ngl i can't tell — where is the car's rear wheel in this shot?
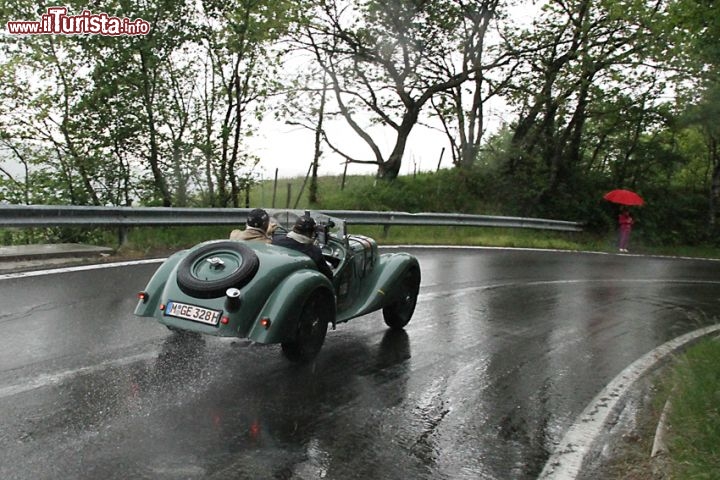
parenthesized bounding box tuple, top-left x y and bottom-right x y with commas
(176, 241, 259, 299)
(281, 293, 330, 363)
(383, 268, 420, 329)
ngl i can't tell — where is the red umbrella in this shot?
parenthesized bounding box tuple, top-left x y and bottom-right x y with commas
(603, 189, 644, 206)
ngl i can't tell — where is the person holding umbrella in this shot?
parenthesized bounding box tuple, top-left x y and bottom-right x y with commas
(618, 207, 634, 252)
(603, 189, 643, 253)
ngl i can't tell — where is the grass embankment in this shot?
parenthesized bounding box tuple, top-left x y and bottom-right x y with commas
(110, 223, 719, 260)
(114, 172, 720, 258)
(663, 338, 720, 477)
(112, 224, 597, 257)
(605, 338, 720, 480)
(3, 172, 720, 259)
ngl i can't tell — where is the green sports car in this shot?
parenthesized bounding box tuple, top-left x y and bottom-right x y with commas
(134, 210, 421, 362)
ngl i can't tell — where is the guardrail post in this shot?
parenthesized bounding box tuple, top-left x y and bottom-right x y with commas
(382, 224, 391, 238)
(272, 168, 278, 208)
(118, 226, 129, 248)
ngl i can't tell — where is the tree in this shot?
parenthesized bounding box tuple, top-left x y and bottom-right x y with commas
(279, 65, 330, 204)
(504, 0, 671, 200)
(665, 0, 720, 229)
(299, 0, 483, 180)
(1, 0, 297, 208)
(199, 0, 299, 207)
(0, 139, 33, 205)
(429, 0, 512, 168)
(582, 86, 675, 188)
(79, 0, 200, 206)
(679, 85, 720, 229)
(0, 25, 104, 205)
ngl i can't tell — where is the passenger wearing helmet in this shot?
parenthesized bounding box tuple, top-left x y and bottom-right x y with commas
(272, 213, 333, 279)
(230, 208, 276, 243)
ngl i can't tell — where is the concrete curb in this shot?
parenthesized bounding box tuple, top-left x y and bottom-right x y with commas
(0, 243, 114, 261)
(651, 396, 672, 457)
(539, 324, 720, 480)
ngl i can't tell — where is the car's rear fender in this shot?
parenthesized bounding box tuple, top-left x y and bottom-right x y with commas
(134, 251, 186, 317)
(336, 253, 420, 322)
(248, 270, 335, 344)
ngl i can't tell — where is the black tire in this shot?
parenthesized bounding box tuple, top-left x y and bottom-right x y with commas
(176, 241, 259, 299)
(281, 294, 331, 363)
(382, 268, 420, 330)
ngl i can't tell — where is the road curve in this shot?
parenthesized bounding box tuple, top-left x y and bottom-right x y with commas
(1, 247, 719, 480)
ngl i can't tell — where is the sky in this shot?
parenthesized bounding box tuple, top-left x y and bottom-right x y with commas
(0, 2, 540, 183)
(248, 102, 517, 180)
(246, 2, 540, 180)
(248, 116, 470, 181)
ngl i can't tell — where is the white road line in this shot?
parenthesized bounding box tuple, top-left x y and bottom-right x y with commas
(538, 323, 720, 480)
(382, 245, 720, 262)
(0, 258, 166, 280)
(1, 246, 718, 282)
(0, 351, 158, 399)
(383, 244, 583, 252)
(417, 278, 720, 303)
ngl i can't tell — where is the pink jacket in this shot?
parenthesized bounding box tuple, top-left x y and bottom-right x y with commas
(619, 212, 633, 229)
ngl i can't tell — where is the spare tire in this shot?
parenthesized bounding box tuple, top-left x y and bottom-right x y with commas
(176, 241, 259, 298)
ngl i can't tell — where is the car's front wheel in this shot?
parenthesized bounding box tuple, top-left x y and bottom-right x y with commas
(281, 293, 331, 363)
(383, 268, 420, 329)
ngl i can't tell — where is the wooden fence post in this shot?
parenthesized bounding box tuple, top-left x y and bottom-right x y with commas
(272, 168, 278, 208)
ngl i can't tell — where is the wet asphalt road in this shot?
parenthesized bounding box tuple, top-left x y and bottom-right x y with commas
(1, 248, 720, 480)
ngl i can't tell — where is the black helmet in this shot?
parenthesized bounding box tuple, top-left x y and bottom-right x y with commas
(293, 214, 316, 236)
(246, 208, 270, 230)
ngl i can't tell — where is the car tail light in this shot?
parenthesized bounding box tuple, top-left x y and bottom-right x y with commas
(249, 420, 261, 439)
(137, 291, 149, 303)
(260, 317, 271, 329)
(159, 304, 165, 311)
(221, 316, 230, 325)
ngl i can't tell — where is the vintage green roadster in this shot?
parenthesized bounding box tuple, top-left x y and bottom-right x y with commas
(134, 210, 421, 362)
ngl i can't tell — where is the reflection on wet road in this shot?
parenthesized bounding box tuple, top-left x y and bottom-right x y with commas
(1, 248, 719, 479)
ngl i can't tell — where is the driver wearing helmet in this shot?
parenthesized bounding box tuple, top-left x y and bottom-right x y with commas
(272, 213, 333, 279)
(230, 208, 276, 243)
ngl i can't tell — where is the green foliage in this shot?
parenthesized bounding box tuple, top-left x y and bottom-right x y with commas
(0, 226, 113, 246)
(666, 338, 720, 479)
(250, 164, 713, 249)
(309, 168, 506, 214)
(121, 226, 232, 251)
(0, 0, 299, 208)
(630, 186, 711, 246)
(347, 224, 590, 251)
(0, 0, 717, 250)
(0, 168, 87, 205)
(666, 0, 720, 74)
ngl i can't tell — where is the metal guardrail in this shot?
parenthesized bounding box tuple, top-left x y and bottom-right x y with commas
(326, 210, 584, 232)
(0, 205, 584, 232)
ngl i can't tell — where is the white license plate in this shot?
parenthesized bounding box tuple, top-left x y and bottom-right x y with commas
(165, 301, 221, 326)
